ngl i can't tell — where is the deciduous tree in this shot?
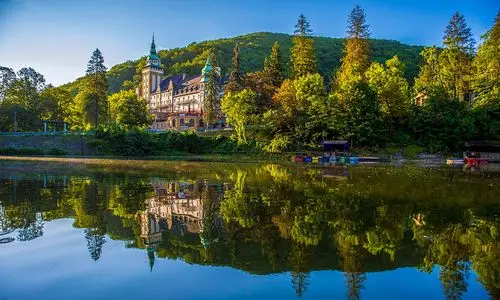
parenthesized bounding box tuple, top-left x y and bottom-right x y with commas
(0, 67, 16, 102)
(366, 56, 410, 125)
(39, 86, 73, 122)
(108, 90, 152, 128)
(221, 89, 258, 144)
(473, 12, 500, 106)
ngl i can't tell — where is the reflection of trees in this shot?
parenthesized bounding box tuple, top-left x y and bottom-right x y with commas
(85, 227, 106, 261)
(73, 180, 109, 261)
(413, 210, 499, 298)
(0, 163, 499, 297)
(220, 170, 263, 228)
(440, 263, 470, 300)
(200, 182, 223, 262)
(0, 205, 14, 235)
(345, 272, 366, 300)
(17, 212, 44, 241)
(290, 243, 312, 298)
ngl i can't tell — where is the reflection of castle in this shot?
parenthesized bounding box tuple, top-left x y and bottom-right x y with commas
(138, 181, 207, 248)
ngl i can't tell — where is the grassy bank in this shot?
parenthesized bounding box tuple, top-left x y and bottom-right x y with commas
(0, 129, 463, 161)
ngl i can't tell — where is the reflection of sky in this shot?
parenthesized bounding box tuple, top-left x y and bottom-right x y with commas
(0, 219, 489, 299)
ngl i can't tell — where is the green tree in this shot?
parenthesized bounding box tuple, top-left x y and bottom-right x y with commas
(332, 82, 382, 146)
(83, 48, 109, 127)
(262, 79, 297, 151)
(204, 58, 218, 128)
(265, 74, 329, 148)
(410, 89, 475, 152)
(0, 66, 16, 102)
(291, 15, 317, 78)
(366, 56, 410, 131)
(443, 12, 475, 54)
(414, 47, 442, 95)
(11, 67, 46, 111)
(440, 12, 475, 100)
(336, 5, 371, 90)
(295, 73, 330, 145)
(39, 86, 73, 123)
(1, 67, 46, 131)
(263, 41, 283, 88)
(226, 43, 244, 93)
(121, 80, 134, 91)
(108, 90, 152, 128)
(294, 14, 313, 37)
(472, 12, 500, 106)
(221, 89, 258, 144)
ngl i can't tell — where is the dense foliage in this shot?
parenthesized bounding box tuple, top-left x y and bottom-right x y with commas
(91, 128, 261, 156)
(220, 10, 500, 153)
(1, 9, 498, 155)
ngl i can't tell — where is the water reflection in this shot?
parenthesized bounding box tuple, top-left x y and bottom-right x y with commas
(0, 162, 499, 299)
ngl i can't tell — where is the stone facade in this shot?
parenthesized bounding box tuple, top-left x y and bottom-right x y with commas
(138, 36, 225, 131)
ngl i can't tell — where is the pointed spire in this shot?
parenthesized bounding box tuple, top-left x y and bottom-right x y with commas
(147, 248, 155, 272)
(202, 55, 212, 74)
(150, 33, 156, 54)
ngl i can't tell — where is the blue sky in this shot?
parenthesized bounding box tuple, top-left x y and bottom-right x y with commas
(0, 0, 498, 86)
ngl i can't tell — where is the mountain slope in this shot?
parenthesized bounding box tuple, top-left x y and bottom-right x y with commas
(62, 32, 425, 95)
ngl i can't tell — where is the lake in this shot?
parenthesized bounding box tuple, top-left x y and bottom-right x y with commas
(0, 159, 499, 299)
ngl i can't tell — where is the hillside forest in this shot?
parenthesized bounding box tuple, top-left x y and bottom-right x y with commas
(0, 7, 499, 154)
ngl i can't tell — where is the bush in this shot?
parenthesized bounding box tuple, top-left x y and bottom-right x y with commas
(403, 145, 424, 159)
(92, 128, 262, 156)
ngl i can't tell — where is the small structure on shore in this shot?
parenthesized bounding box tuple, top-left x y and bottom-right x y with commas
(322, 140, 349, 152)
(464, 141, 500, 164)
(465, 141, 500, 162)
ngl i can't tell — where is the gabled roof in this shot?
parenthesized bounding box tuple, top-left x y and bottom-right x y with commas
(153, 72, 228, 94)
(158, 74, 185, 92)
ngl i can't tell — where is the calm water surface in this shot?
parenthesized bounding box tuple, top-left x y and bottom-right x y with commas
(0, 160, 499, 299)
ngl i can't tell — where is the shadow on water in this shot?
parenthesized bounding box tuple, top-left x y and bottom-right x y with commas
(0, 160, 499, 299)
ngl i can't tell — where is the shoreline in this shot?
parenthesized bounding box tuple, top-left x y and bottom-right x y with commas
(0, 154, 454, 166)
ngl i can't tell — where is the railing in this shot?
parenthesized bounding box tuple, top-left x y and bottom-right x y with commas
(0, 131, 91, 136)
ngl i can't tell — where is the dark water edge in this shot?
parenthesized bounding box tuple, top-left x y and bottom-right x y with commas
(0, 159, 499, 299)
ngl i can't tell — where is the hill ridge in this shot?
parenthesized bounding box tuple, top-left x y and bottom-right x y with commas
(61, 32, 425, 95)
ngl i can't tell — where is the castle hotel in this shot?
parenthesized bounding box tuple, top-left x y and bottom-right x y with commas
(137, 36, 226, 131)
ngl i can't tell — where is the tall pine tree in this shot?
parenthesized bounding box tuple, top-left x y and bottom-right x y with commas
(444, 12, 475, 54)
(336, 5, 371, 89)
(263, 41, 283, 87)
(204, 66, 217, 128)
(290, 14, 317, 78)
(226, 43, 244, 93)
(81, 48, 108, 128)
(439, 12, 475, 100)
(294, 14, 313, 37)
